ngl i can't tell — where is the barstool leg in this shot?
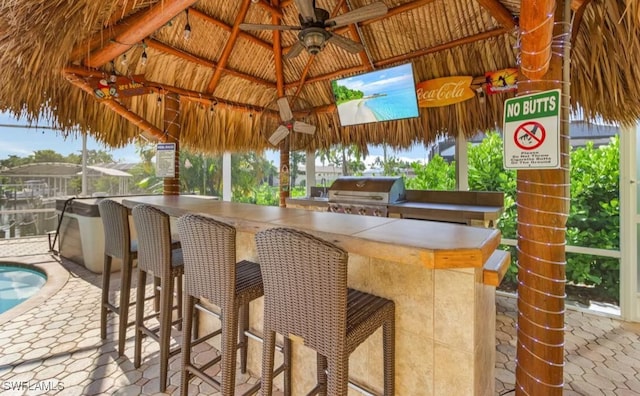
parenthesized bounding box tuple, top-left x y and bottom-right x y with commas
(118, 255, 133, 356)
(283, 337, 292, 396)
(180, 294, 195, 396)
(100, 255, 112, 340)
(220, 309, 239, 395)
(317, 354, 328, 396)
(383, 318, 395, 395)
(239, 303, 249, 373)
(134, 270, 147, 368)
(327, 356, 349, 396)
(260, 329, 276, 396)
(176, 274, 183, 331)
(159, 275, 174, 392)
(153, 276, 160, 313)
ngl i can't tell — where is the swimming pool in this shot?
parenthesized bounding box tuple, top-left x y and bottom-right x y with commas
(0, 264, 47, 314)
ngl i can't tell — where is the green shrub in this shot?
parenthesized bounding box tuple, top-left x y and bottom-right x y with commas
(405, 133, 621, 303)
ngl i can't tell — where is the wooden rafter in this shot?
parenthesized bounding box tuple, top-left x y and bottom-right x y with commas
(63, 66, 265, 115)
(285, 65, 369, 90)
(62, 69, 165, 141)
(84, 0, 199, 68)
(475, 0, 517, 29)
(375, 27, 509, 67)
(189, 8, 272, 50)
(206, 0, 253, 94)
(360, 0, 437, 27)
(71, 8, 148, 61)
(146, 39, 275, 87)
(255, 0, 283, 18)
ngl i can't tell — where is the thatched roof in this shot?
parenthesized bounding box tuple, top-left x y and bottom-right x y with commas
(0, 0, 636, 154)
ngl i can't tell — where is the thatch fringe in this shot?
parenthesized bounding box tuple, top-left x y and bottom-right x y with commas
(0, 0, 637, 155)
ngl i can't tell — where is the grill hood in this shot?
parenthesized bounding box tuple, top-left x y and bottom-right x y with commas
(328, 176, 406, 204)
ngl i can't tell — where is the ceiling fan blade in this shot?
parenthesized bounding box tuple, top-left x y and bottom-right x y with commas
(293, 121, 316, 135)
(284, 41, 305, 59)
(327, 33, 364, 54)
(325, 2, 388, 28)
(294, 0, 317, 22)
(268, 125, 290, 146)
(239, 23, 300, 31)
(276, 97, 293, 121)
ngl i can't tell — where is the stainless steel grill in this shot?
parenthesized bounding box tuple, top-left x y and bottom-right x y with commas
(327, 176, 406, 217)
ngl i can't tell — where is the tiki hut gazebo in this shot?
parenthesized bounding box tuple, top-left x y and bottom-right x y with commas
(1, 1, 638, 394)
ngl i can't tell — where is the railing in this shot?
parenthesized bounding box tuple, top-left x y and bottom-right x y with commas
(501, 238, 622, 259)
(0, 208, 58, 239)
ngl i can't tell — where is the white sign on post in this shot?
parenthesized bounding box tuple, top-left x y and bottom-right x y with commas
(503, 89, 561, 169)
(155, 143, 176, 178)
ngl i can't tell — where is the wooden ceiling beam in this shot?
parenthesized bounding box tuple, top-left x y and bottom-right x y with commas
(189, 8, 272, 50)
(84, 0, 199, 68)
(375, 27, 509, 67)
(63, 66, 264, 115)
(206, 0, 253, 94)
(255, 0, 284, 18)
(63, 69, 166, 141)
(146, 39, 275, 87)
(475, 0, 517, 29)
(285, 65, 369, 89)
(360, 0, 437, 27)
(71, 8, 148, 62)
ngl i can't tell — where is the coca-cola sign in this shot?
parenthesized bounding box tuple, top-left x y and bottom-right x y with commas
(415, 76, 475, 107)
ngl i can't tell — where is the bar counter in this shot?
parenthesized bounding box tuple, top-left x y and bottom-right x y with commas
(122, 195, 506, 395)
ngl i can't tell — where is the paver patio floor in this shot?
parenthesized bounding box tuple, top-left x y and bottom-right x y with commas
(1, 237, 639, 395)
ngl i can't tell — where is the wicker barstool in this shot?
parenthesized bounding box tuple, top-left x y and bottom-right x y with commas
(97, 199, 138, 356)
(176, 213, 279, 396)
(255, 227, 396, 396)
(131, 204, 184, 392)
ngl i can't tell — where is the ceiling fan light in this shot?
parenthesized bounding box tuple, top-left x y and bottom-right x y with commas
(301, 29, 328, 55)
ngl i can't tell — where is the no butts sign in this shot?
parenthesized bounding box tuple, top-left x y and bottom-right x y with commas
(503, 89, 561, 169)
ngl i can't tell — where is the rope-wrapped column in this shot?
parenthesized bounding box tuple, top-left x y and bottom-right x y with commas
(163, 92, 181, 195)
(516, 0, 571, 395)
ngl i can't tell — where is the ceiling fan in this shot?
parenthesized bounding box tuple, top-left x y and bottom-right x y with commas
(262, 96, 317, 147)
(240, 0, 388, 58)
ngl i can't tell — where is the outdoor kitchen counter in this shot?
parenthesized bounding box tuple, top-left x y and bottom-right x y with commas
(122, 194, 507, 395)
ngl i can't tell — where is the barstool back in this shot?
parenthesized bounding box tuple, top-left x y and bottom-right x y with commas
(132, 204, 174, 278)
(255, 227, 348, 357)
(177, 214, 237, 308)
(98, 199, 131, 260)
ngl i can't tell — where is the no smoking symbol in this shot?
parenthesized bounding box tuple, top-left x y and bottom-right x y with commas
(514, 121, 545, 150)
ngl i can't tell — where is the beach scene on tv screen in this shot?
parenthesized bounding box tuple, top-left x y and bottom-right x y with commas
(332, 63, 419, 127)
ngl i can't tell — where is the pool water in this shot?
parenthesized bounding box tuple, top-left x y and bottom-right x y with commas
(0, 265, 47, 314)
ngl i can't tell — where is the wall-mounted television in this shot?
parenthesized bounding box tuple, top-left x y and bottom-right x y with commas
(331, 63, 420, 127)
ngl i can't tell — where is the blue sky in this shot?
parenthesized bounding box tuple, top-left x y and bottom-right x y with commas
(0, 111, 429, 166)
(0, 111, 143, 163)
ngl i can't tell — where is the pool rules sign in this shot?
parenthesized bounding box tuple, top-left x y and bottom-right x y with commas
(503, 89, 561, 169)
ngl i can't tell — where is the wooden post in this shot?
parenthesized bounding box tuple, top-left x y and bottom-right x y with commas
(516, 1, 569, 395)
(163, 93, 181, 195)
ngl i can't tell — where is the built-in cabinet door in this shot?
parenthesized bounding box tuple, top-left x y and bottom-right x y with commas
(621, 124, 639, 322)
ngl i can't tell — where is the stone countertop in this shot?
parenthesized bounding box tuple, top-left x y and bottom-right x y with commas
(122, 195, 501, 270)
